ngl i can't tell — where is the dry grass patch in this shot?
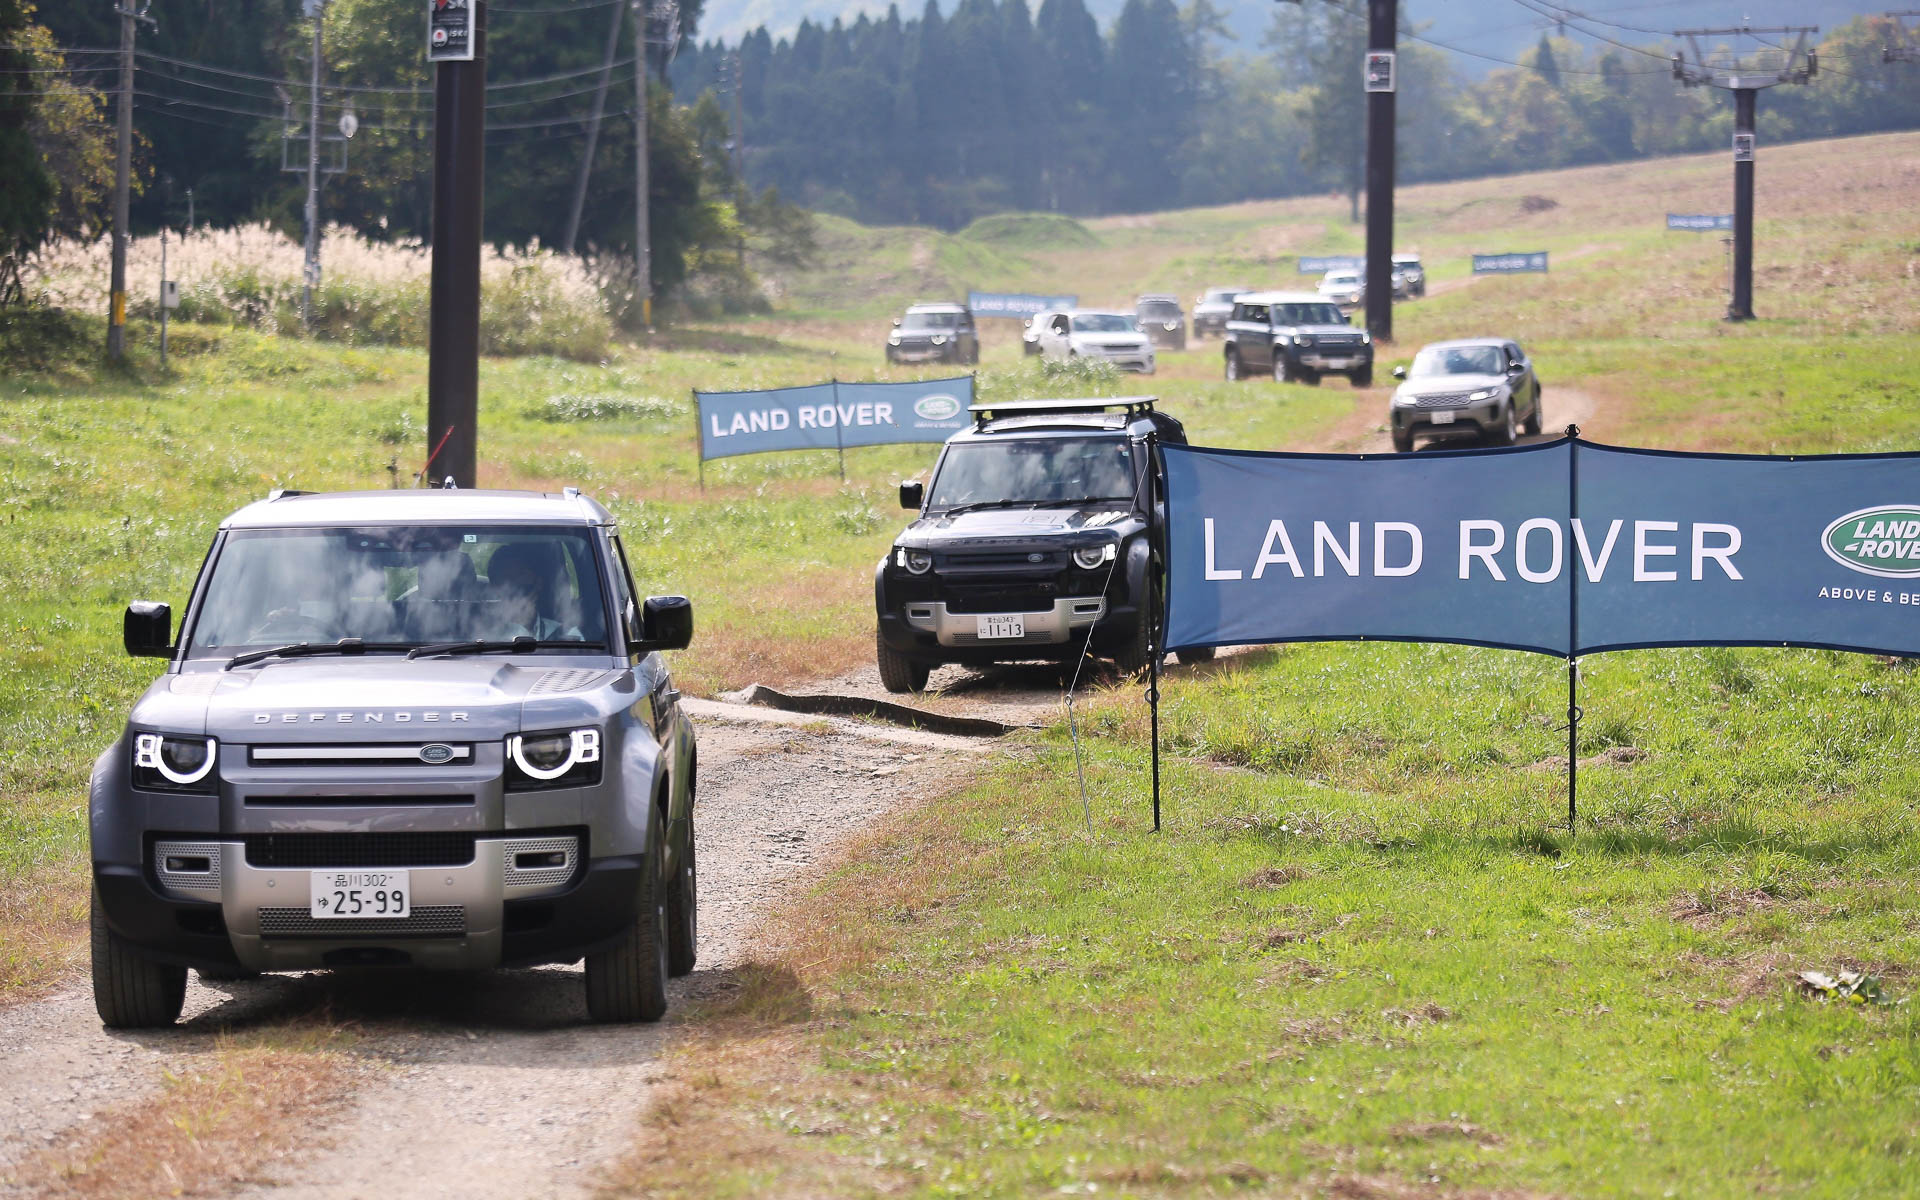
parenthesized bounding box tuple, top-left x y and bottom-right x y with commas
(15, 1035, 354, 1198)
(0, 865, 88, 1007)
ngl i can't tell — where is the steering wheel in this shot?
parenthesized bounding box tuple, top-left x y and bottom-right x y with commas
(247, 609, 339, 642)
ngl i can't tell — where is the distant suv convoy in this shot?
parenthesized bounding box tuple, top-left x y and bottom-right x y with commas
(888, 302, 979, 365)
(1222, 291, 1374, 386)
(1190, 286, 1248, 339)
(92, 488, 698, 1027)
(874, 397, 1209, 691)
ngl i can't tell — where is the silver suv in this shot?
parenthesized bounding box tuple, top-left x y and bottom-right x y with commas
(91, 488, 698, 1027)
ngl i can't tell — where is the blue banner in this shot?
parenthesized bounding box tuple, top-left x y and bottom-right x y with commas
(1297, 255, 1363, 274)
(695, 376, 973, 461)
(968, 291, 1077, 318)
(1163, 439, 1920, 659)
(1472, 252, 1550, 274)
(1667, 213, 1733, 231)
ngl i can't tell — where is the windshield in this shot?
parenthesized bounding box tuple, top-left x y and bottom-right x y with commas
(1322, 273, 1360, 287)
(1070, 313, 1138, 334)
(1137, 301, 1180, 319)
(1202, 288, 1243, 303)
(1410, 345, 1505, 377)
(901, 311, 961, 331)
(928, 438, 1136, 509)
(185, 526, 609, 657)
(1272, 302, 1349, 325)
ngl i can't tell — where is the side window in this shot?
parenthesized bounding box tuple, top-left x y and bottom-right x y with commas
(1230, 303, 1246, 321)
(606, 533, 637, 640)
(1246, 304, 1268, 326)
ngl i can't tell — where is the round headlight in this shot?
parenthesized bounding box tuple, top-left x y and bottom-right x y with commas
(888, 333, 901, 344)
(1073, 545, 1113, 570)
(931, 335, 947, 345)
(134, 733, 217, 785)
(508, 728, 601, 781)
(1164, 321, 1178, 331)
(1300, 335, 1315, 347)
(900, 548, 933, 574)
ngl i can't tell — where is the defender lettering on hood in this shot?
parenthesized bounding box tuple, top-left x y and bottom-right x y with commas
(251, 711, 471, 723)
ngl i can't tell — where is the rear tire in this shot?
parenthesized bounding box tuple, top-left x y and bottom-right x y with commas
(1109, 611, 1153, 676)
(1174, 646, 1216, 666)
(584, 824, 671, 1023)
(91, 885, 186, 1029)
(666, 812, 697, 978)
(876, 630, 930, 693)
(195, 966, 260, 983)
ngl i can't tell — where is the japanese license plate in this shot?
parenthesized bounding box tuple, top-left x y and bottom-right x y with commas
(975, 614, 1026, 640)
(1319, 358, 1352, 370)
(310, 870, 410, 919)
(1431, 410, 1456, 425)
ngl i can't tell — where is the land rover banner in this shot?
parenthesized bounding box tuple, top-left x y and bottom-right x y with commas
(967, 291, 1078, 318)
(1162, 438, 1920, 659)
(695, 375, 974, 461)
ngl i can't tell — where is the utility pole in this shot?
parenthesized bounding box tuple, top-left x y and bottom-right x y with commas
(1361, 0, 1396, 343)
(562, 0, 627, 255)
(108, 1, 154, 361)
(632, 0, 652, 330)
(1885, 11, 1920, 62)
(1672, 27, 1816, 321)
(302, 0, 325, 331)
(428, 0, 486, 489)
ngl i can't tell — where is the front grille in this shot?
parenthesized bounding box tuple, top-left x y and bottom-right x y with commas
(947, 551, 1063, 570)
(244, 795, 473, 808)
(257, 905, 466, 938)
(944, 588, 1057, 614)
(249, 744, 473, 768)
(1415, 392, 1473, 409)
(244, 833, 476, 868)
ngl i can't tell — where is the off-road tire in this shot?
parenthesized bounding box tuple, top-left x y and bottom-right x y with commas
(91, 885, 187, 1029)
(1350, 367, 1373, 388)
(1109, 611, 1154, 676)
(1391, 428, 1415, 453)
(1523, 391, 1543, 436)
(1224, 349, 1242, 381)
(876, 630, 930, 693)
(1300, 369, 1322, 386)
(1275, 354, 1294, 383)
(1495, 402, 1519, 446)
(666, 811, 697, 977)
(1174, 646, 1216, 666)
(583, 826, 670, 1023)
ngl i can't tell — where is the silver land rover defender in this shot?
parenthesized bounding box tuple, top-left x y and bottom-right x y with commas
(91, 488, 697, 1027)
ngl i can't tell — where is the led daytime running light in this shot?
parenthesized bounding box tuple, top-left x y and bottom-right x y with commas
(508, 729, 601, 781)
(134, 733, 217, 785)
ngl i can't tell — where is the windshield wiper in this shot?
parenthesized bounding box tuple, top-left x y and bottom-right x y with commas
(1053, 496, 1132, 508)
(225, 638, 411, 671)
(938, 499, 1045, 516)
(405, 638, 606, 660)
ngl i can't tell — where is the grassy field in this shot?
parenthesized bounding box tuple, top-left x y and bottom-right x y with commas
(4, 128, 1920, 1193)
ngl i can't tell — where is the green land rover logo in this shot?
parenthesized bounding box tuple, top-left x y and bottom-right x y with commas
(914, 394, 961, 421)
(1823, 506, 1920, 578)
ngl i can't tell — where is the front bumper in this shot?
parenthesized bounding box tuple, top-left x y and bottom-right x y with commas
(903, 596, 1108, 648)
(889, 342, 959, 363)
(98, 829, 635, 972)
(1079, 348, 1155, 373)
(1392, 399, 1504, 440)
(1287, 345, 1373, 373)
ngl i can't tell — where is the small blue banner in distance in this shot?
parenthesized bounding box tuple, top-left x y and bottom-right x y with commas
(1297, 255, 1363, 274)
(1471, 252, 1549, 274)
(1667, 213, 1734, 231)
(967, 291, 1078, 318)
(1162, 439, 1920, 660)
(695, 376, 974, 461)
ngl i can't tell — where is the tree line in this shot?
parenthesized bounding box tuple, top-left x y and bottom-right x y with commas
(670, 2, 1920, 230)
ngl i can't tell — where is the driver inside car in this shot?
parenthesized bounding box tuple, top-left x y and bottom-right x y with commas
(484, 542, 583, 642)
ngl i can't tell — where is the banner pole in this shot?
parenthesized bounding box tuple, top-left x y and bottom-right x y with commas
(1566, 424, 1582, 831)
(692, 390, 705, 491)
(833, 376, 846, 482)
(1148, 430, 1162, 833)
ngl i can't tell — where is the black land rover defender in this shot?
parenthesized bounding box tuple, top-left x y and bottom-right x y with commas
(873, 397, 1208, 692)
(90, 487, 698, 1028)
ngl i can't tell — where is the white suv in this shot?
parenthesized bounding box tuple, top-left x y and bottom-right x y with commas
(1034, 310, 1156, 374)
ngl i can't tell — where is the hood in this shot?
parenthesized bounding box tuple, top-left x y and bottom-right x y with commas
(130, 656, 624, 741)
(1287, 324, 1367, 339)
(898, 504, 1139, 549)
(1070, 331, 1149, 350)
(1394, 373, 1508, 401)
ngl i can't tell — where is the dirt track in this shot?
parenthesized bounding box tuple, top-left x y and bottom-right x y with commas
(0, 702, 992, 1199)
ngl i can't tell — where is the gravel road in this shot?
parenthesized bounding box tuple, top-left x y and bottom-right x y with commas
(0, 699, 995, 1199)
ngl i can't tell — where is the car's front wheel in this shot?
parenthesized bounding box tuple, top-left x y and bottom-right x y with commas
(876, 630, 930, 693)
(666, 810, 697, 978)
(1224, 348, 1242, 381)
(1495, 402, 1519, 446)
(1392, 428, 1414, 453)
(91, 884, 187, 1029)
(1349, 367, 1373, 388)
(584, 826, 671, 1023)
(1174, 645, 1215, 666)
(1523, 389, 1543, 436)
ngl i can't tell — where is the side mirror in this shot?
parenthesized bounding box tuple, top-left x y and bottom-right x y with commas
(124, 601, 173, 658)
(899, 480, 924, 510)
(633, 595, 693, 652)
(1507, 362, 1525, 375)
(1391, 365, 1407, 379)
(891, 317, 902, 327)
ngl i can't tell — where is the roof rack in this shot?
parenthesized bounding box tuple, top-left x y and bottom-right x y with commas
(265, 488, 312, 501)
(968, 396, 1157, 424)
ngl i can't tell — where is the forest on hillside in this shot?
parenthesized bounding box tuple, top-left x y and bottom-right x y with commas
(671, 2, 1920, 228)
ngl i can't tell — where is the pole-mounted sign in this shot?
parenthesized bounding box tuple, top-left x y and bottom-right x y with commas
(1732, 131, 1755, 162)
(428, 0, 474, 62)
(1364, 50, 1396, 92)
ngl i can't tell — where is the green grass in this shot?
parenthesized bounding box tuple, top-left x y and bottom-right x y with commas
(641, 641, 1920, 1197)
